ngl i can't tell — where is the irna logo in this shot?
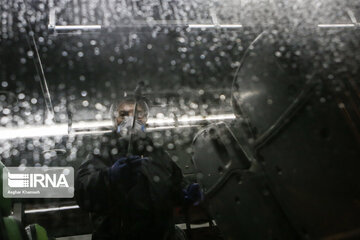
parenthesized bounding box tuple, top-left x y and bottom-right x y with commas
(8, 172, 69, 188)
(3, 167, 74, 198)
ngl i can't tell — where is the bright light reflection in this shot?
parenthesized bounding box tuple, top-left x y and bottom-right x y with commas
(0, 114, 235, 140)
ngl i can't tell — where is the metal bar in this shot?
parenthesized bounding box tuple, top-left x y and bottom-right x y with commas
(318, 23, 356, 28)
(188, 24, 243, 29)
(347, 9, 358, 24)
(53, 25, 102, 31)
(24, 205, 80, 214)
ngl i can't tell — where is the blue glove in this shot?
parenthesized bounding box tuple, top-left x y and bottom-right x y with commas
(108, 155, 146, 192)
(183, 183, 204, 206)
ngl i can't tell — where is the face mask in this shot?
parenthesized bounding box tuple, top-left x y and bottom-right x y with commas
(116, 116, 146, 137)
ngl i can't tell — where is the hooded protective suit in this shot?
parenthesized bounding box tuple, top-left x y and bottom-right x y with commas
(75, 132, 186, 240)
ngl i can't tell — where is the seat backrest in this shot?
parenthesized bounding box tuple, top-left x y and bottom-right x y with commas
(192, 122, 295, 239)
(25, 224, 49, 240)
(3, 216, 28, 240)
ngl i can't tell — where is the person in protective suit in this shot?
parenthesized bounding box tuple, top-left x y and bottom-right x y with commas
(75, 97, 202, 240)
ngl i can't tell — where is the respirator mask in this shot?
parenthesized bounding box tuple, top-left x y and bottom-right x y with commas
(116, 116, 146, 137)
(110, 97, 149, 139)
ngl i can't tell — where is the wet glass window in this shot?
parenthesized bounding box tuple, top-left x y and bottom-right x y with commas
(1, 0, 360, 239)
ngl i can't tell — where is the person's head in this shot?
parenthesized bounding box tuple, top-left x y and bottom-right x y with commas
(111, 97, 149, 136)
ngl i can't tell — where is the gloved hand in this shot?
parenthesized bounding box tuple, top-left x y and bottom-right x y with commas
(108, 155, 146, 192)
(183, 183, 204, 206)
